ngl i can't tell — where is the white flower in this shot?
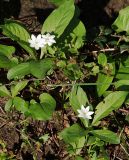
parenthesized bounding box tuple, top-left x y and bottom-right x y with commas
(28, 34, 45, 50)
(77, 105, 94, 120)
(42, 33, 56, 46)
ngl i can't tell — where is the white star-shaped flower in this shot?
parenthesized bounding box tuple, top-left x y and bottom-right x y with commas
(42, 33, 56, 46)
(28, 34, 45, 50)
(77, 105, 94, 120)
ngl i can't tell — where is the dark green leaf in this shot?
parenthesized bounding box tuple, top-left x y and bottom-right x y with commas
(13, 97, 29, 114)
(30, 59, 53, 78)
(92, 91, 128, 125)
(91, 130, 120, 144)
(59, 124, 86, 143)
(7, 62, 30, 80)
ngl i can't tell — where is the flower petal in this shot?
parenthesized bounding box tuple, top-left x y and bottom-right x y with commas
(87, 111, 94, 116)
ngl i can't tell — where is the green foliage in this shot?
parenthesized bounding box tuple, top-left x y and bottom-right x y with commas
(13, 97, 29, 114)
(90, 130, 120, 144)
(92, 91, 128, 125)
(11, 80, 28, 97)
(116, 56, 129, 80)
(0, 55, 17, 69)
(59, 124, 86, 143)
(0, 2, 129, 159)
(112, 6, 129, 34)
(1, 19, 36, 59)
(98, 53, 107, 67)
(42, 0, 75, 38)
(97, 63, 115, 97)
(70, 86, 89, 127)
(29, 93, 56, 120)
(7, 59, 53, 79)
(0, 85, 11, 97)
(0, 44, 15, 58)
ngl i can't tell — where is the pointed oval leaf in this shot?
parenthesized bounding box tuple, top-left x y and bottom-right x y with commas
(2, 20, 36, 59)
(98, 53, 107, 66)
(59, 124, 86, 143)
(29, 93, 56, 120)
(0, 55, 17, 69)
(114, 80, 129, 91)
(70, 86, 89, 112)
(112, 6, 129, 34)
(42, 0, 75, 37)
(39, 93, 56, 111)
(0, 44, 15, 58)
(5, 99, 13, 112)
(92, 91, 128, 125)
(13, 97, 29, 114)
(29, 103, 53, 120)
(90, 130, 120, 144)
(30, 59, 53, 78)
(0, 85, 11, 97)
(69, 86, 89, 127)
(97, 63, 115, 97)
(7, 62, 30, 80)
(2, 19, 30, 42)
(11, 80, 28, 97)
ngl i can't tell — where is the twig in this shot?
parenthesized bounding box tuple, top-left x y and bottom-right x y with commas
(92, 48, 116, 54)
(119, 109, 129, 114)
(120, 144, 129, 157)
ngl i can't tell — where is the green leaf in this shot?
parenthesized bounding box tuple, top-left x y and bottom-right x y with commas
(2, 19, 30, 42)
(0, 44, 15, 58)
(18, 41, 36, 59)
(7, 62, 30, 80)
(39, 93, 56, 111)
(90, 130, 120, 144)
(39, 134, 50, 143)
(98, 53, 107, 66)
(112, 6, 129, 34)
(2, 19, 36, 59)
(59, 124, 86, 143)
(29, 93, 56, 120)
(97, 63, 115, 97)
(68, 136, 85, 155)
(42, 0, 75, 37)
(116, 67, 129, 80)
(70, 86, 89, 127)
(70, 86, 88, 111)
(13, 97, 29, 114)
(75, 156, 84, 160)
(11, 80, 28, 97)
(30, 59, 53, 78)
(92, 91, 128, 125)
(116, 56, 129, 80)
(0, 85, 11, 97)
(0, 55, 17, 69)
(29, 103, 52, 120)
(5, 99, 13, 112)
(114, 80, 129, 91)
(7, 59, 53, 80)
(73, 21, 86, 38)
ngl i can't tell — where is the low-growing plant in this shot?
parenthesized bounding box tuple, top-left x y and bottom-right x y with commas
(0, 0, 129, 159)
